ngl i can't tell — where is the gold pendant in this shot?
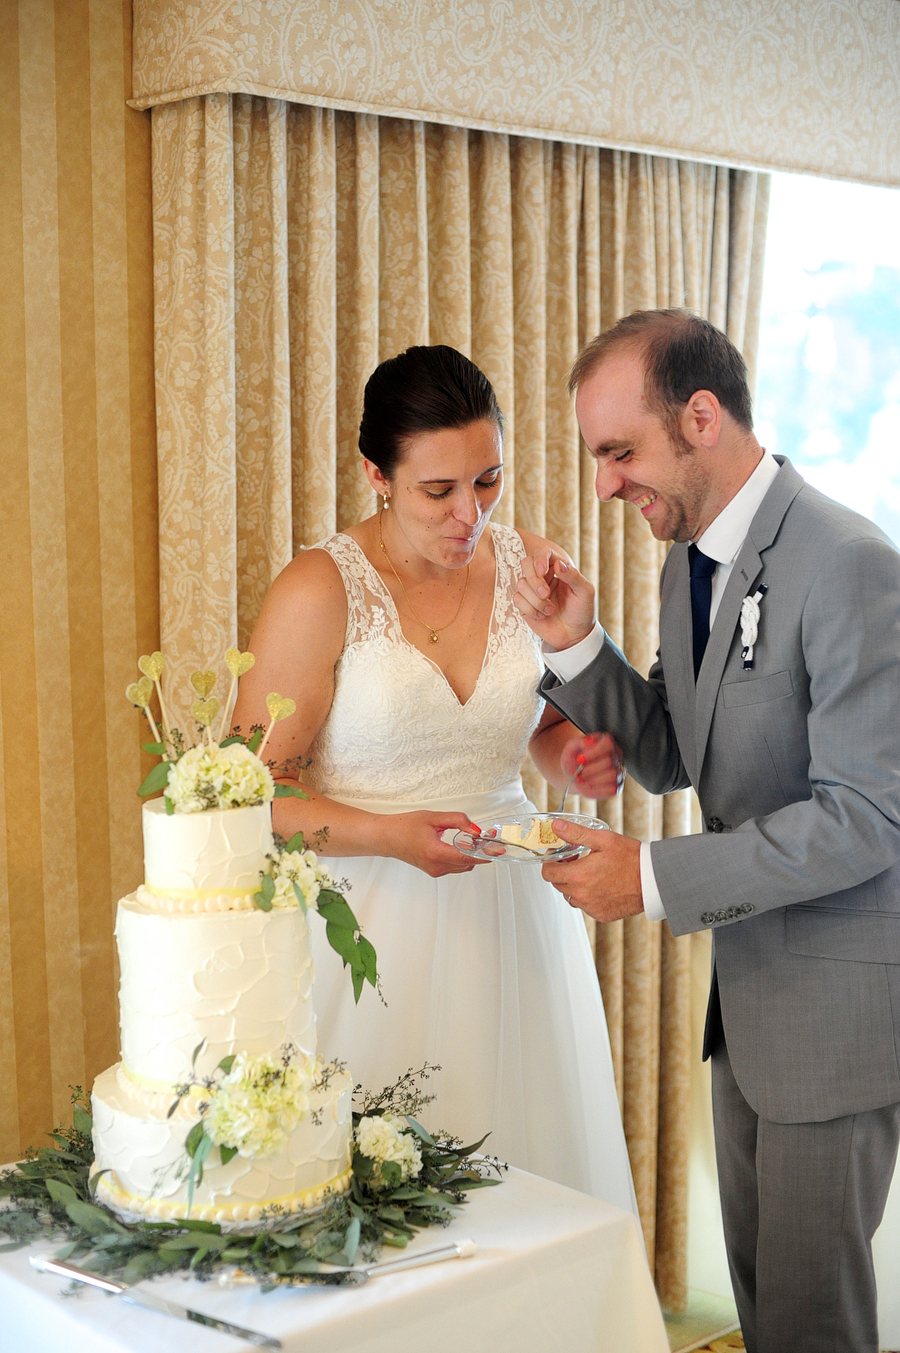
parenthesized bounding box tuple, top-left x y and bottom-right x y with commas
(430, 633, 439, 643)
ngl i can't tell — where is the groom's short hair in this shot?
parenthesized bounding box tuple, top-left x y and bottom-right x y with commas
(568, 309, 754, 433)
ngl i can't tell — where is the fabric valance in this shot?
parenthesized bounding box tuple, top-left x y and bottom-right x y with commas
(131, 0, 900, 188)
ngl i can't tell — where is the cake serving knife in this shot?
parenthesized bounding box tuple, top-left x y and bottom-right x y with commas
(29, 1254, 281, 1348)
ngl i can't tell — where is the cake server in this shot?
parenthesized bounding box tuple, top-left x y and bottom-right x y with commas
(321, 1235, 477, 1282)
(30, 1254, 281, 1349)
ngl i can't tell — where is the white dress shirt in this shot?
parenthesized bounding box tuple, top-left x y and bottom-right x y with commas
(544, 452, 781, 921)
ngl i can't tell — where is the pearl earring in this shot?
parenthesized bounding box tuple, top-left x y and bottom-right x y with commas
(383, 494, 390, 510)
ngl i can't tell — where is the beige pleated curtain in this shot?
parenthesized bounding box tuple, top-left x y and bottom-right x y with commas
(151, 94, 769, 1309)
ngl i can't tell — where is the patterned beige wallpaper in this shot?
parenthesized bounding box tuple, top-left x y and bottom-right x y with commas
(131, 0, 900, 188)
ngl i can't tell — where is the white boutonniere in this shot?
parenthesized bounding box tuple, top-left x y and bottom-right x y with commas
(740, 583, 768, 670)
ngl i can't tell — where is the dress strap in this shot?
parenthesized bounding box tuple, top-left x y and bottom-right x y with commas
(308, 534, 395, 649)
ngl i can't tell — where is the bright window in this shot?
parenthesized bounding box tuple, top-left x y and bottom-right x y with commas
(756, 173, 900, 547)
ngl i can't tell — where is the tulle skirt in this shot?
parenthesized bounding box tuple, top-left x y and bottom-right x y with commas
(310, 778, 638, 1220)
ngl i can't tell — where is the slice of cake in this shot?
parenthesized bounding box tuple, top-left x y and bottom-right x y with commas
(499, 817, 564, 852)
(91, 800, 353, 1229)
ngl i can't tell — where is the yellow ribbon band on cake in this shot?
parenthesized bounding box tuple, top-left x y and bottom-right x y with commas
(120, 1063, 206, 1096)
(96, 1166, 353, 1226)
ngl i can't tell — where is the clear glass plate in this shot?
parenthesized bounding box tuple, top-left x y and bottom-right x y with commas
(452, 812, 610, 864)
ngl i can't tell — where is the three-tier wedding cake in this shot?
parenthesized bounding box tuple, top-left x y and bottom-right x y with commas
(91, 798, 353, 1228)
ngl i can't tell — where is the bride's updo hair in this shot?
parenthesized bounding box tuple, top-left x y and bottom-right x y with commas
(359, 345, 504, 479)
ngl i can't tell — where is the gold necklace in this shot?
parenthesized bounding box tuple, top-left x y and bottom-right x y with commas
(378, 507, 470, 643)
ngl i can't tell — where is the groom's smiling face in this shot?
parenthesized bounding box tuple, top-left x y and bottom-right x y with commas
(574, 346, 715, 543)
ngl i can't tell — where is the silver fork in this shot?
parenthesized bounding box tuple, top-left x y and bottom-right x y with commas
(557, 764, 583, 812)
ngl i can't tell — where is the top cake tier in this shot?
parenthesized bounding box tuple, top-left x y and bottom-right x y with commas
(142, 800, 274, 896)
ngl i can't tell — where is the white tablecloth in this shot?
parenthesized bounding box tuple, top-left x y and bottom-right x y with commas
(0, 1166, 668, 1353)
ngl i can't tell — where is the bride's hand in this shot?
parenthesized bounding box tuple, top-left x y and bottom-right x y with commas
(561, 733, 625, 800)
(380, 811, 482, 877)
(515, 547, 596, 651)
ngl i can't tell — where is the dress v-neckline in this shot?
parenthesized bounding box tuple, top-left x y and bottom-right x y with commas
(338, 528, 501, 710)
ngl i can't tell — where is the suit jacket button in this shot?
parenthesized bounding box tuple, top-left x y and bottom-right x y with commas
(707, 816, 727, 833)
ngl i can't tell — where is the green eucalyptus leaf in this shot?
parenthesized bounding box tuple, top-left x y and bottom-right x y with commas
(403, 1116, 436, 1146)
(218, 735, 245, 747)
(449, 1133, 490, 1158)
(317, 893, 358, 927)
(164, 796, 175, 816)
(216, 1054, 236, 1075)
(185, 1121, 205, 1159)
(141, 741, 166, 755)
(379, 1163, 402, 1190)
(191, 1040, 206, 1070)
(350, 965, 364, 1004)
(65, 1200, 123, 1235)
(253, 889, 273, 912)
(260, 873, 275, 903)
(72, 1106, 93, 1136)
(352, 1150, 374, 1180)
(325, 920, 360, 968)
(273, 784, 309, 799)
(219, 1143, 238, 1167)
(247, 728, 263, 754)
(122, 1251, 168, 1283)
(291, 881, 308, 914)
(137, 761, 172, 797)
(284, 831, 306, 854)
(190, 1246, 209, 1269)
(357, 935, 378, 986)
(45, 1178, 80, 1207)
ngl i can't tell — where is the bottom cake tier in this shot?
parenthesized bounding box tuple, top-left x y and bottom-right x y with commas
(91, 1062, 353, 1230)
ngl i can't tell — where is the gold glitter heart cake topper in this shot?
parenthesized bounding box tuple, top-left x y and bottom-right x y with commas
(225, 648, 255, 678)
(190, 670, 217, 699)
(138, 651, 165, 681)
(266, 693, 296, 722)
(125, 677, 154, 708)
(191, 697, 221, 727)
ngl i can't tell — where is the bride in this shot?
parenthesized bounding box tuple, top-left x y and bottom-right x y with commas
(233, 345, 637, 1216)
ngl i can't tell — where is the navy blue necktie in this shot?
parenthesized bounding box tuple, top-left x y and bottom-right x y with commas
(688, 544, 717, 680)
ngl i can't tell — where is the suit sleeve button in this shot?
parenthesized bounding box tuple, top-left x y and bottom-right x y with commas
(740, 903, 754, 914)
(701, 912, 713, 924)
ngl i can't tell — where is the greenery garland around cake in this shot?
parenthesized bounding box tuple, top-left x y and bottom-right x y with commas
(127, 647, 377, 1004)
(0, 1069, 504, 1287)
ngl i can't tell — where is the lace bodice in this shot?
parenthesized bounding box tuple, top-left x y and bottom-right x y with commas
(307, 524, 545, 802)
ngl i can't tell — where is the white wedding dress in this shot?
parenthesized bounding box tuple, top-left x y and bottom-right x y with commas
(306, 523, 637, 1217)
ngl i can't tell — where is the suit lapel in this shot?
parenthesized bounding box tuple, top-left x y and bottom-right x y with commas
(693, 537, 763, 773)
(693, 458, 805, 780)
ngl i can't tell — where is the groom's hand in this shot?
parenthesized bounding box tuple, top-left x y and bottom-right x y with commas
(515, 547, 596, 651)
(542, 820, 643, 922)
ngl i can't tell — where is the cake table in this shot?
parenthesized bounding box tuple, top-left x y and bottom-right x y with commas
(0, 1164, 668, 1353)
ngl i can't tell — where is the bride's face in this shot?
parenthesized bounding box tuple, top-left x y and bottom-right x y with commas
(372, 419, 504, 570)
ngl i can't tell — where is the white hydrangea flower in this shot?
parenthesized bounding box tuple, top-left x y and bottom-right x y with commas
(355, 1113, 423, 1188)
(166, 742, 275, 813)
(270, 847, 334, 909)
(204, 1049, 315, 1158)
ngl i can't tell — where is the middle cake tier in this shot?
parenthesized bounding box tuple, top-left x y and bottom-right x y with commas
(116, 896, 316, 1090)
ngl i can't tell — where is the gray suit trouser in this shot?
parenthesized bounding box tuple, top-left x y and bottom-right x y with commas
(711, 1027, 900, 1353)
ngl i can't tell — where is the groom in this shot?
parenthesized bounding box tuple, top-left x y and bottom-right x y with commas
(516, 309, 900, 1352)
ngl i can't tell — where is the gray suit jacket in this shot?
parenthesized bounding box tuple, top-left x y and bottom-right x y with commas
(541, 459, 900, 1123)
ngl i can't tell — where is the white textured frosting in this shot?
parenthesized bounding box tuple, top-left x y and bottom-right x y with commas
(142, 799, 274, 893)
(116, 897, 317, 1085)
(92, 1063, 352, 1227)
